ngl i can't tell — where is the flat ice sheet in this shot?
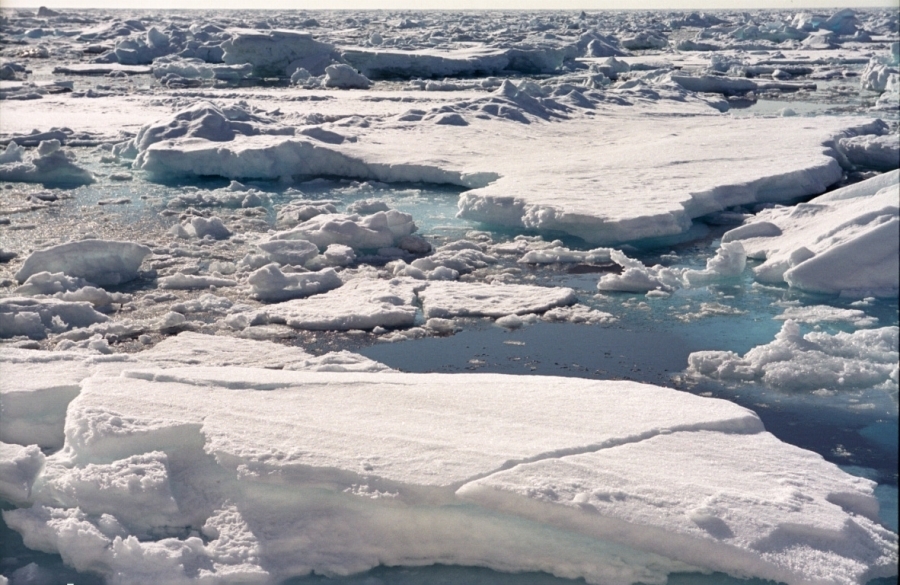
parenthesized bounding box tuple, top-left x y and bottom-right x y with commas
(72, 368, 763, 486)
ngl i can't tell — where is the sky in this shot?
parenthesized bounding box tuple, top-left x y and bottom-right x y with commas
(1, 0, 898, 9)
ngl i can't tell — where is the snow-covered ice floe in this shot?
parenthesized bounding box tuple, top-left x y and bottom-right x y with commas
(118, 94, 891, 247)
(1, 362, 896, 585)
(724, 170, 899, 296)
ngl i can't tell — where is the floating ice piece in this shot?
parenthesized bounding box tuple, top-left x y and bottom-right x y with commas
(669, 74, 814, 96)
(257, 238, 320, 266)
(774, 305, 879, 328)
(323, 64, 371, 89)
(839, 134, 900, 172)
(687, 320, 899, 394)
(15, 239, 151, 287)
(222, 29, 345, 77)
(519, 245, 613, 264)
(419, 281, 576, 319)
(541, 304, 616, 325)
(0, 139, 93, 186)
(682, 241, 747, 285)
(410, 243, 497, 275)
(4, 366, 893, 584)
(0, 297, 108, 340)
(251, 277, 422, 331)
(458, 429, 896, 585)
(270, 210, 417, 251)
(725, 171, 899, 296)
(248, 265, 342, 302)
(157, 273, 238, 290)
(183, 216, 232, 240)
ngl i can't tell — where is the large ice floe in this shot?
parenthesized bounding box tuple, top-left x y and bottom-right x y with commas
(1, 362, 896, 585)
(0, 5, 899, 585)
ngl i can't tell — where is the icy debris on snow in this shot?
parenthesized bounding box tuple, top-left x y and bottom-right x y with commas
(687, 320, 899, 394)
(248, 265, 342, 302)
(15, 239, 151, 287)
(418, 281, 576, 319)
(724, 171, 899, 296)
(0, 139, 94, 186)
(1, 365, 893, 584)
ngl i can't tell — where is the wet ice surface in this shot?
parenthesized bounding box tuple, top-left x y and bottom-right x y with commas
(1, 6, 899, 585)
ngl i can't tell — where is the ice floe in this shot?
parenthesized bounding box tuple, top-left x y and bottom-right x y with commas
(724, 170, 899, 296)
(0, 365, 894, 585)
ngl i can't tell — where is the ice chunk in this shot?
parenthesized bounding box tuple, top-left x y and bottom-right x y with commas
(251, 277, 422, 331)
(686, 320, 899, 393)
(15, 239, 151, 286)
(0, 297, 108, 340)
(8, 365, 892, 584)
(270, 210, 417, 251)
(257, 238, 320, 266)
(0, 139, 93, 186)
(323, 64, 371, 89)
(248, 265, 342, 302)
(419, 281, 577, 319)
(0, 349, 94, 447)
(728, 172, 899, 296)
(839, 134, 900, 172)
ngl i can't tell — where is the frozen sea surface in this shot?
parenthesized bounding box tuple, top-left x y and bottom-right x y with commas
(1, 6, 898, 585)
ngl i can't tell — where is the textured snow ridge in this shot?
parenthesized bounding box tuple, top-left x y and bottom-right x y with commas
(724, 170, 899, 296)
(1, 367, 895, 585)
